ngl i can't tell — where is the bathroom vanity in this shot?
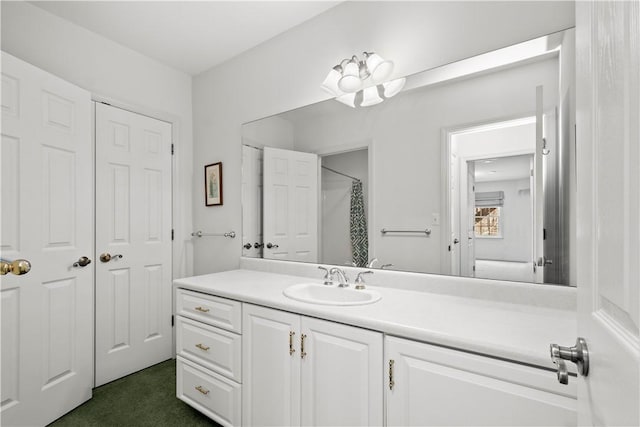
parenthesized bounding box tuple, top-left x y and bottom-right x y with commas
(174, 267, 577, 427)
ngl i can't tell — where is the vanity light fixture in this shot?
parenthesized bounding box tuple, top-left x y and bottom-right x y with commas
(321, 51, 406, 108)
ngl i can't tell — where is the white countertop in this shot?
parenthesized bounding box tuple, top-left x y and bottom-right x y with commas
(174, 269, 576, 371)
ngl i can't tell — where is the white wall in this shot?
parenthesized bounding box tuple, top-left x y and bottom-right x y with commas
(192, 0, 574, 274)
(1, 1, 194, 278)
(242, 116, 294, 150)
(321, 150, 369, 266)
(475, 178, 532, 262)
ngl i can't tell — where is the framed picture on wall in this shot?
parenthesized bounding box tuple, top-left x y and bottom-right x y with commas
(204, 162, 223, 206)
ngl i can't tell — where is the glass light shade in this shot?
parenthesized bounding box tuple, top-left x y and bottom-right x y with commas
(360, 86, 383, 107)
(366, 53, 394, 83)
(337, 60, 362, 92)
(335, 92, 357, 108)
(321, 67, 343, 96)
(382, 77, 406, 98)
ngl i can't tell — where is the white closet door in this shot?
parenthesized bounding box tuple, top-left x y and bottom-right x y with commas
(94, 103, 172, 386)
(1, 52, 93, 426)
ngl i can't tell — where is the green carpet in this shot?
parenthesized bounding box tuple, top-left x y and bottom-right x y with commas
(49, 359, 221, 427)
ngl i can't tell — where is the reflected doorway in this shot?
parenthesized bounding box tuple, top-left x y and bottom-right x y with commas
(448, 117, 540, 283)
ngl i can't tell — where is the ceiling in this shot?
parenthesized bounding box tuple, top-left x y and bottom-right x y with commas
(474, 154, 533, 183)
(31, 1, 339, 76)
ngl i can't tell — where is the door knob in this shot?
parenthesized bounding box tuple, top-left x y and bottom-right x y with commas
(549, 337, 589, 384)
(266, 243, 279, 249)
(0, 259, 31, 275)
(243, 243, 252, 250)
(100, 253, 123, 263)
(537, 256, 553, 266)
(453, 238, 460, 244)
(73, 256, 92, 268)
(254, 242, 264, 249)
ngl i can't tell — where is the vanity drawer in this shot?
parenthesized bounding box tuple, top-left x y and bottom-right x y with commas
(177, 356, 241, 427)
(176, 289, 242, 333)
(177, 316, 242, 382)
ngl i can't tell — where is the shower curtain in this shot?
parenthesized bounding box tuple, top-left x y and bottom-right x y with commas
(350, 180, 368, 267)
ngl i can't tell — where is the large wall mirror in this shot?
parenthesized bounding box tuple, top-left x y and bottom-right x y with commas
(242, 28, 576, 287)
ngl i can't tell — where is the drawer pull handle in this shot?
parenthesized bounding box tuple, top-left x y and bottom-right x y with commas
(196, 343, 210, 351)
(194, 306, 210, 313)
(300, 333, 307, 359)
(195, 385, 209, 395)
(389, 359, 395, 390)
(289, 331, 295, 356)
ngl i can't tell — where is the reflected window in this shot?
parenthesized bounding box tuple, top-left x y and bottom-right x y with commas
(475, 207, 501, 237)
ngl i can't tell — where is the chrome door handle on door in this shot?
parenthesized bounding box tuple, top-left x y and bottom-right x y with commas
(549, 337, 589, 385)
(73, 256, 92, 268)
(100, 253, 123, 263)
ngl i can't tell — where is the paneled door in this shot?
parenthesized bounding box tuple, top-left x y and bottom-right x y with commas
(94, 103, 172, 386)
(575, 1, 639, 424)
(242, 144, 263, 258)
(1, 52, 93, 426)
(263, 147, 318, 262)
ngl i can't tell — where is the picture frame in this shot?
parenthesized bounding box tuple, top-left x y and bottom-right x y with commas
(204, 162, 223, 206)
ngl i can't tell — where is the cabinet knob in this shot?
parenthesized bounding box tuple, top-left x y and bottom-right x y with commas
(195, 385, 209, 395)
(289, 331, 296, 356)
(300, 333, 307, 359)
(196, 343, 210, 351)
(266, 242, 279, 249)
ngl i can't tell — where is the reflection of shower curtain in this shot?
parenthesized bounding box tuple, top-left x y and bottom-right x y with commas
(350, 180, 368, 267)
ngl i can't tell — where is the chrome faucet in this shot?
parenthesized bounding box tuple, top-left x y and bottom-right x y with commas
(329, 267, 349, 287)
(366, 258, 379, 268)
(355, 270, 373, 290)
(317, 266, 333, 286)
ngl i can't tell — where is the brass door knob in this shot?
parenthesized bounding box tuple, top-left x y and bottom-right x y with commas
(100, 253, 123, 263)
(73, 256, 92, 268)
(0, 259, 31, 275)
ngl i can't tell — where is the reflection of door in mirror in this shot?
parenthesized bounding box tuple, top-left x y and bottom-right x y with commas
(449, 117, 537, 283)
(242, 144, 263, 258)
(263, 147, 319, 262)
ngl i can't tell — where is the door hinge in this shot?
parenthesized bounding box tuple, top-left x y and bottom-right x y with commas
(171, 229, 174, 241)
(543, 228, 547, 240)
(171, 144, 175, 155)
(171, 315, 174, 327)
(448, 245, 451, 251)
(100, 101, 112, 106)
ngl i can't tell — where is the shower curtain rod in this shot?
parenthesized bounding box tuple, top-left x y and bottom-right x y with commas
(322, 165, 361, 182)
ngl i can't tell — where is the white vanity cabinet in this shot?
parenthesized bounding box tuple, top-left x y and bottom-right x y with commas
(385, 336, 577, 426)
(242, 303, 383, 426)
(175, 289, 243, 427)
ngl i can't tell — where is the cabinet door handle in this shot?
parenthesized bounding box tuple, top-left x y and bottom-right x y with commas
(289, 331, 296, 356)
(195, 385, 209, 395)
(196, 343, 210, 351)
(300, 333, 307, 359)
(194, 306, 210, 313)
(389, 359, 395, 390)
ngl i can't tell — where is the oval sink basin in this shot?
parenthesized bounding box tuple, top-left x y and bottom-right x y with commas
(283, 283, 381, 306)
